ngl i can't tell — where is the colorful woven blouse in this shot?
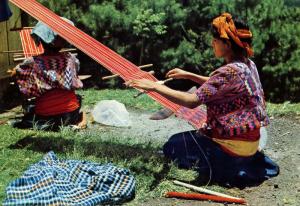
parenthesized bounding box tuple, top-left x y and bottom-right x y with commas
(16, 52, 83, 98)
(196, 60, 269, 156)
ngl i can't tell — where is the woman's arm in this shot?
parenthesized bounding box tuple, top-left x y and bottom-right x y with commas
(126, 79, 200, 109)
(127, 67, 235, 109)
(184, 72, 209, 85)
(166, 68, 209, 85)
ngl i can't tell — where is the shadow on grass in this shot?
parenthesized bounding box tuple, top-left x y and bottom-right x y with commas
(82, 141, 172, 190)
(8, 135, 163, 161)
(8, 135, 171, 190)
(8, 135, 75, 153)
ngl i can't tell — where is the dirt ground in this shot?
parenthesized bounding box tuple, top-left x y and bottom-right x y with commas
(94, 110, 300, 206)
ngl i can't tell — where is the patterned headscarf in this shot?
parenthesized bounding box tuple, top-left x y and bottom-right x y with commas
(212, 13, 253, 57)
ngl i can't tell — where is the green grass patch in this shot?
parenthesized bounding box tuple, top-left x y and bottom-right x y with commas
(267, 101, 300, 117)
(0, 125, 208, 204)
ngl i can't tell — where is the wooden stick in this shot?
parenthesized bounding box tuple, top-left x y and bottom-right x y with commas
(13, 54, 25, 58)
(158, 78, 173, 84)
(1, 48, 76, 55)
(60, 48, 77, 52)
(166, 192, 246, 205)
(10, 26, 34, 31)
(173, 180, 243, 200)
(102, 73, 120, 80)
(138, 64, 153, 69)
(13, 50, 77, 62)
(14, 57, 26, 62)
(0, 50, 24, 53)
(78, 75, 92, 80)
(134, 77, 173, 98)
(102, 64, 153, 80)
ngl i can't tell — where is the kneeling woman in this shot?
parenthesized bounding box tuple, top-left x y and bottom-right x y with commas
(127, 13, 279, 187)
(10, 19, 86, 131)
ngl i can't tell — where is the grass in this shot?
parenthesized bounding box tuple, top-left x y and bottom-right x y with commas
(267, 101, 300, 117)
(0, 125, 210, 204)
(0, 88, 299, 204)
(0, 89, 202, 204)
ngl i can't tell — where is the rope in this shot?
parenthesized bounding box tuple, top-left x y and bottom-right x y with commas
(188, 131, 212, 186)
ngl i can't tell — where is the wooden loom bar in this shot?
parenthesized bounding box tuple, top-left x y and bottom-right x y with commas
(102, 64, 153, 80)
(173, 180, 243, 200)
(134, 78, 173, 98)
(165, 192, 246, 205)
(10, 26, 34, 31)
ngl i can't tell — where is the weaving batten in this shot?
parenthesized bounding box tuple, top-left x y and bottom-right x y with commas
(10, 0, 206, 128)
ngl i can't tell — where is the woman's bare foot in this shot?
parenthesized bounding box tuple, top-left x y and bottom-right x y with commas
(149, 108, 174, 120)
(76, 111, 87, 129)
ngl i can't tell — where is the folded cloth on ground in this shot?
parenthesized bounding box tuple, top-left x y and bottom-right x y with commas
(3, 151, 135, 205)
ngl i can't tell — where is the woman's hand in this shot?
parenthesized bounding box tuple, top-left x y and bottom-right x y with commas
(125, 79, 157, 91)
(7, 68, 17, 77)
(166, 68, 189, 79)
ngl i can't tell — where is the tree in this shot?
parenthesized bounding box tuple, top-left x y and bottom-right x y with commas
(36, 0, 300, 102)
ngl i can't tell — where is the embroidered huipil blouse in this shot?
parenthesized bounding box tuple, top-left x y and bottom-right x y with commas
(15, 52, 83, 116)
(196, 60, 269, 156)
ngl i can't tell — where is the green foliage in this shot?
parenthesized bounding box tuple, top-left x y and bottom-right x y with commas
(133, 9, 167, 38)
(133, 9, 167, 64)
(36, 0, 300, 102)
(247, 0, 300, 101)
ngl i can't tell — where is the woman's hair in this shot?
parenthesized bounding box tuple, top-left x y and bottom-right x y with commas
(32, 34, 65, 53)
(40, 40, 61, 52)
(211, 17, 252, 57)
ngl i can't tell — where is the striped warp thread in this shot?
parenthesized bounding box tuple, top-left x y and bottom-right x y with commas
(19, 28, 44, 57)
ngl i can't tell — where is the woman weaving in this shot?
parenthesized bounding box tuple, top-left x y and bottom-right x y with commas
(127, 13, 279, 187)
(9, 18, 86, 131)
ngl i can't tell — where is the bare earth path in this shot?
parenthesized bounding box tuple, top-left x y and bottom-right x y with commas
(94, 110, 300, 206)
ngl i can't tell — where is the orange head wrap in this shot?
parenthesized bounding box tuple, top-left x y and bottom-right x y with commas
(212, 13, 254, 57)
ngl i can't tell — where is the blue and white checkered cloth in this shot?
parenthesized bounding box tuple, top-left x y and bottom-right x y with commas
(3, 151, 135, 205)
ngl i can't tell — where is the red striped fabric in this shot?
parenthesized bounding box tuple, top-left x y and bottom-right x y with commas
(10, 0, 207, 129)
(35, 89, 80, 116)
(19, 28, 44, 58)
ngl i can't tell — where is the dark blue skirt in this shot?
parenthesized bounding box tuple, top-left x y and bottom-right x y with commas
(163, 130, 279, 188)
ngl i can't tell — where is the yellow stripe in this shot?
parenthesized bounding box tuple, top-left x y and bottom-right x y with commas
(212, 138, 259, 157)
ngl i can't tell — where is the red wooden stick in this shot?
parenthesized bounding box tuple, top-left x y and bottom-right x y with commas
(166, 191, 247, 205)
